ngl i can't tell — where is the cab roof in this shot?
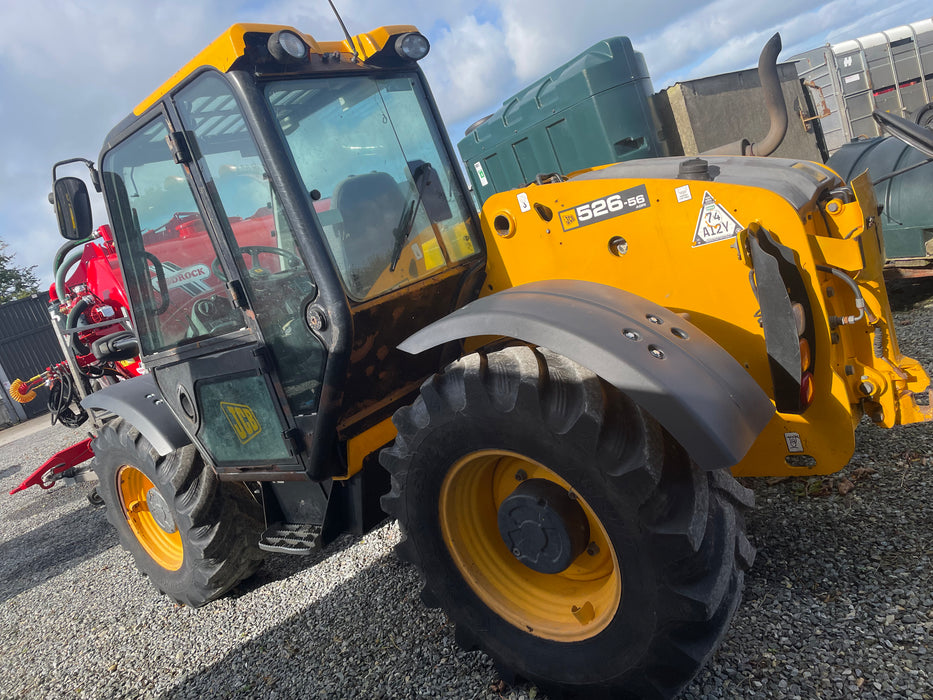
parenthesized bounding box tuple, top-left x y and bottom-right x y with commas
(133, 22, 419, 116)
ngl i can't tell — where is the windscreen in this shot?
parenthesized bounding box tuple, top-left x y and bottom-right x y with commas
(266, 74, 480, 300)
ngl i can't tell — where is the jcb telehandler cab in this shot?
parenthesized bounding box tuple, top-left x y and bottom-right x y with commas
(51, 23, 932, 699)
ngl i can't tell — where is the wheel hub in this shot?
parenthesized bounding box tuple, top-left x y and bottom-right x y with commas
(146, 487, 177, 534)
(497, 478, 590, 574)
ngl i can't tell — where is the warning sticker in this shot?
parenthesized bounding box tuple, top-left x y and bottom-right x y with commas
(675, 184, 692, 203)
(693, 192, 743, 246)
(473, 161, 489, 187)
(784, 432, 804, 453)
(517, 192, 531, 213)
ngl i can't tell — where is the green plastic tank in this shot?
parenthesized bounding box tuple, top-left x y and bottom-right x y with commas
(827, 136, 933, 261)
(457, 37, 664, 205)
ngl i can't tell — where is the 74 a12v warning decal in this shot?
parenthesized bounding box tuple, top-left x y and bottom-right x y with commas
(559, 184, 650, 231)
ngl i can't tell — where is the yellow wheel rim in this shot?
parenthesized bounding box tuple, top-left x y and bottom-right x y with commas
(117, 466, 183, 571)
(440, 450, 621, 642)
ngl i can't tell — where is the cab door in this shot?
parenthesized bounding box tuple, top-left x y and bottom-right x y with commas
(101, 105, 326, 478)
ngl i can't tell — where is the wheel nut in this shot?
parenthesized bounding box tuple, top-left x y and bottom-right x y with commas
(514, 469, 527, 482)
(586, 542, 600, 556)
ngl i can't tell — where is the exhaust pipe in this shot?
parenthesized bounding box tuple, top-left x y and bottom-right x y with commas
(703, 33, 788, 157)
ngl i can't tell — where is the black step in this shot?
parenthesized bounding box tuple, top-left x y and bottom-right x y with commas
(258, 522, 322, 555)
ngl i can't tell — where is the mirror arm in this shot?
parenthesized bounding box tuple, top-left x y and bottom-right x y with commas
(52, 157, 101, 192)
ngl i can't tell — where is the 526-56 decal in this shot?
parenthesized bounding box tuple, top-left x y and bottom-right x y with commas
(559, 184, 650, 231)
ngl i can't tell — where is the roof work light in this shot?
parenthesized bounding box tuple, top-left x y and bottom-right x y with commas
(394, 32, 430, 61)
(268, 30, 309, 63)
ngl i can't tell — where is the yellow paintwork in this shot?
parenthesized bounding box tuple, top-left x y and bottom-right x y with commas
(439, 450, 621, 641)
(323, 25, 420, 61)
(479, 158, 931, 478)
(339, 416, 397, 480)
(134, 23, 418, 116)
(117, 465, 183, 570)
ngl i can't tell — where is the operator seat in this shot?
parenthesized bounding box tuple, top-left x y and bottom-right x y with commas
(332, 171, 408, 297)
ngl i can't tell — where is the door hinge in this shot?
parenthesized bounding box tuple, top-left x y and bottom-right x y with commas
(165, 130, 193, 165)
(282, 428, 304, 456)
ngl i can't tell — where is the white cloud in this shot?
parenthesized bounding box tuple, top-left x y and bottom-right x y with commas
(494, 0, 696, 82)
(421, 15, 514, 124)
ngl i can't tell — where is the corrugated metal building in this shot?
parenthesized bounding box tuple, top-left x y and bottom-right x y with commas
(0, 293, 65, 424)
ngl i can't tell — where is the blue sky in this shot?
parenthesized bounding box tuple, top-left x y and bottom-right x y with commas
(0, 0, 930, 286)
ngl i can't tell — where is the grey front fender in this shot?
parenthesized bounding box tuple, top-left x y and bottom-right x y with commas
(399, 280, 775, 470)
(82, 375, 190, 456)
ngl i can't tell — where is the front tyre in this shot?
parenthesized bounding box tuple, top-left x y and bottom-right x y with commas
(381, 346, 755, 699)
(93, 418, 265, 607)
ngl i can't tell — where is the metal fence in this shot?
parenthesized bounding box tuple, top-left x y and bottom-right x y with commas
(0, 293, 65, 424)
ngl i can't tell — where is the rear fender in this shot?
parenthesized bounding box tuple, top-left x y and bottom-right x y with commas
(399, 280, 775, 470)
(81, 375, 190, 456)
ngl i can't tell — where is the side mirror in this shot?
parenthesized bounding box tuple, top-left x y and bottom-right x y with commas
(52, 176, 93, 240)
(873, 109, 933, 158)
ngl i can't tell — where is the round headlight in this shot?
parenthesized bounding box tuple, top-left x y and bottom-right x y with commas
(394, 32, 430, 61)
(268, 30, 309, 63)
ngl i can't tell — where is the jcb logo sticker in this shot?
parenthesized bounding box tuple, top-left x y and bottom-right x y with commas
(559, 185, 649, 231)
(221, 402, 262, 444)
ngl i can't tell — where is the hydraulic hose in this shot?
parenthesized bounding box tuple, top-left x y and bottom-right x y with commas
(52, 236, 94, 276)
(47, 370, 88, 428)
(66, 296, 93, 330)
(55, 247, 86, 301)
(817, 265, 865, 327)
(66, 296, 94, 355)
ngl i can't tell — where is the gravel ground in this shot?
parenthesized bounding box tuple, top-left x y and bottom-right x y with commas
(0, 280, 931, 700)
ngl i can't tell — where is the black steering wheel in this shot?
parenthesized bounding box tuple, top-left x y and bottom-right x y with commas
(212, 245, 303, 282)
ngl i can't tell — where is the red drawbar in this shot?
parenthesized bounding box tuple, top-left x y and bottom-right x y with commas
(9, 438, 94, 494)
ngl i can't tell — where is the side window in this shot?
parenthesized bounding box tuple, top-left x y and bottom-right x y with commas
(174, 73, 326, 414)
(102, 119, 241, 356)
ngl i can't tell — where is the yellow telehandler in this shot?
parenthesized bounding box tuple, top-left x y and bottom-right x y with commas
(49, 22, 931, 698)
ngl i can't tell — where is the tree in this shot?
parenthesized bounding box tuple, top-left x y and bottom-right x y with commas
(0, 239, 40, 304)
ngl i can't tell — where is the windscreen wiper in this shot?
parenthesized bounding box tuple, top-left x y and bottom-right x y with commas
(389, 167, 427, 272)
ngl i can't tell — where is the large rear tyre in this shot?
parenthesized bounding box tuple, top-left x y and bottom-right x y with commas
(93, 418, 265, 607)
(381, 346, 755, 699)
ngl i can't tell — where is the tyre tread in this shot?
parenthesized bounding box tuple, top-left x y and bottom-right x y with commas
(380, 346, 754, 699)
(93, 418, 265, 607)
